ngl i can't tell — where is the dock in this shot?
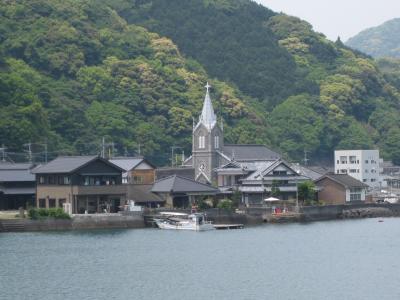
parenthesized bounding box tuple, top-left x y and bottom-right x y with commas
(213, 224, 244, 230)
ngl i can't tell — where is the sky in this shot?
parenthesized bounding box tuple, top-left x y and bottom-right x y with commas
(255, 0, 400, 41)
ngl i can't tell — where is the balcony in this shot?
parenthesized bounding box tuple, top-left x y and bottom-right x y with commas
(74, 184, 127, 195)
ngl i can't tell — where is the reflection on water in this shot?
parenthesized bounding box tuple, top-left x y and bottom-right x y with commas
(1, 218, 400, 300)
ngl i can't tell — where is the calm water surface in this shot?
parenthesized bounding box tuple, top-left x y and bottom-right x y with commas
(1, 218, 400, 300)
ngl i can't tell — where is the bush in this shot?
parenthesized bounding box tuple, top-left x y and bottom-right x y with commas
(28, 208, 70, 220)
(217, 199, 234, 210)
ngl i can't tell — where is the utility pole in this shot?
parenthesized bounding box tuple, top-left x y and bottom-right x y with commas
(24, 142, 33, 163)
(44, 140, 48, 163)
(0, 144, 6, 162)
(303, 150, 309, 166)
(102, 137, 105, 158)
(171, 146, 181, 167)
(138, 143, 141, 156)
(111, 141, 115, 159)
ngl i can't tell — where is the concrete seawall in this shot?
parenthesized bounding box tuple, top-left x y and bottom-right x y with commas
(0, 214, 145, 233)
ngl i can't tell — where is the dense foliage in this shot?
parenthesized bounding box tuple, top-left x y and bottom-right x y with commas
(0, 0, 267, 165)
(1, 0, 400, 165)
(346, 18, 400, 58)
(28, 208, 71, 219)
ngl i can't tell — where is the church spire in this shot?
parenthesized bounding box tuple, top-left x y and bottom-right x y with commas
(199, 82, 217, 130)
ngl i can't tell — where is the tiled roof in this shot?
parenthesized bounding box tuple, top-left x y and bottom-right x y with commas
(0, 163, 33, 170)
(152, 175, 218, 194)
(109, 157, 145, 171)
(316, 173, 368, 188)
(33, 156, 124, 174)
(222, 145, 281, 161)
(156, 167, 195, 180)
(0, 169, 35, 182)
(127, 184, 164, 203)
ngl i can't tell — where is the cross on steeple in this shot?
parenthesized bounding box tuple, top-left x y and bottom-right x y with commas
(205, 82, 211, 93)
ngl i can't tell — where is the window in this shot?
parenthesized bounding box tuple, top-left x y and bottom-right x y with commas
(199, 135, 205, 149)
(371, 179, 376, 182)
(363, 179, 367, 182)
(350, 188, 362, 201)
(39, 176, 45, 184)
(365, 170, 369, 173)
(49, 199, 56, 208)
(349, 156, 357, 164)
(214, 136, 219, 149)
(58, 199, 66, 208)
(39, 199, 46, 208)
(48, 176, 55, 184)
(133, 176, 144, 184)
(340, 156, 347, 164)
(337, 160, 340, 164)
(273, 171, 287, 176)
(340, 169, 347, 174)
(349, 169, 358, 173)
(63, 176, 70, 185)
(365, 160, 369, 164)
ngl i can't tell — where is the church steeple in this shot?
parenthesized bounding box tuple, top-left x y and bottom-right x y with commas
(198, 82, 217, 131)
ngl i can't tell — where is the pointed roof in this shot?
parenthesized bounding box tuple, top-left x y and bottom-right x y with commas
(198, 82, 217, 130)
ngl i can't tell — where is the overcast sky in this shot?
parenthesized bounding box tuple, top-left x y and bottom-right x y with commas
(255, 0, 400, 41)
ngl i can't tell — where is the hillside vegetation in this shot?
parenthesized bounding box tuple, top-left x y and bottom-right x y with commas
(0, 0, 268, 164)
(346, 18, 400, 58)
(1, 0, 400, 165)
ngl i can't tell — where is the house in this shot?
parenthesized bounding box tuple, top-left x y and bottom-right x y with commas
(315, 173, 369, 205)
(0, 163, 35, 210)
(216, 159, 311, 205)
(334, 150, 383, 188)
(109, 157, 156, 184)
(33, 156, 126, 214)
(151, 175, 219, 208)
(110, 157, 164, 207)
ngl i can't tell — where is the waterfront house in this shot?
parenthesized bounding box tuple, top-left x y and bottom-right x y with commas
(151, 175, 218, 208)
(315, 173, 369, 205)
(0, 162, 35, 210)
(216, 159, 311, 205)
(33, 156, 126, 214)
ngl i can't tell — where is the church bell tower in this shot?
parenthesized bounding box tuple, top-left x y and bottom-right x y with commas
(192, 83, 224, 185)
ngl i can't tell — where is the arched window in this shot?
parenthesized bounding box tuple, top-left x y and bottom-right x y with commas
(199, 135, 205, 149)
(214, 135, 219, 149)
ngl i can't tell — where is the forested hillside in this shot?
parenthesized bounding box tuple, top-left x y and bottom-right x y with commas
(0, 0, 268, 165)
(1, 0, 400, 165)
(346, 18, 400, 58)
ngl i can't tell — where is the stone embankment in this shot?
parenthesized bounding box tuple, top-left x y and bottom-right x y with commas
(341, 206, 400, 219)
(0, 213, 145, 233)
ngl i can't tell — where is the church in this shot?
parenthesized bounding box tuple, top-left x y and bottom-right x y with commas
(182, 83, 315, 205)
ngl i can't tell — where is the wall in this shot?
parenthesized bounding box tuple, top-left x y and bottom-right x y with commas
(36, 185, 74, 208)
(317, 178, 346, 205)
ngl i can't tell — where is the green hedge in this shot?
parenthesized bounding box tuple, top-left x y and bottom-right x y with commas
(28, 208, 71, 220)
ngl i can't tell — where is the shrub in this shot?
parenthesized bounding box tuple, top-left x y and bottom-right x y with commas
(217, 199, 234, 210)
(28, 208, 70, 220)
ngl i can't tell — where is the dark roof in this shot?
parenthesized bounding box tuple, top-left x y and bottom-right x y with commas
(156, 167, 195, 180)
(110, 157, 156, 171)
(0, 187, 35, 195)
(33, 156, 124, 174)
(0, 163, 33, 170)
(222, 145, 281, 161)
(292, 164, 327, 181)
(127, 184, 164, 203)
(315, 173, 368, 188)
(0, 169, 35, 182)
(152, 175, 218, 194)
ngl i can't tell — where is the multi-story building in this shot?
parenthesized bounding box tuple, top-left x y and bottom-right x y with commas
(33, 156, 126, 214)
(334, 150, 383, 188)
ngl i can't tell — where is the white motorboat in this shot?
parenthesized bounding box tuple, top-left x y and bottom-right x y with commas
(154, 213, 215, 231)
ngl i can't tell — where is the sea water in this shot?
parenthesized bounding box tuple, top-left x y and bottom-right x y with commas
(1, 218, 399, 300)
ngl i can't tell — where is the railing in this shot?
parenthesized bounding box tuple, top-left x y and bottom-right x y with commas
(74, 185, 127, 195)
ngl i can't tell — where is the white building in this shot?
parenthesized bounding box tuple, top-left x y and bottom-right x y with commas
(334, 150, 383, 189)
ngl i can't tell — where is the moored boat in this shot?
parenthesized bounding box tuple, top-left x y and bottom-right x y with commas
(154, 212, 215, 231)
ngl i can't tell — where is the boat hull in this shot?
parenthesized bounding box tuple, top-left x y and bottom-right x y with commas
(154, 219, 215, 231)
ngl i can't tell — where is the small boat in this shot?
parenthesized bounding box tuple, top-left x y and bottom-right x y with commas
(154, 213, 215, 231)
